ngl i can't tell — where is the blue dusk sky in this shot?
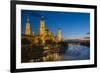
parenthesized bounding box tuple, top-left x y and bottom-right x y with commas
(21, 10, 90, 38)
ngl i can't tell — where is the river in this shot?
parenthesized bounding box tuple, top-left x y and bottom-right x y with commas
(42, 44, 90, 61)
(63, 44, 90, 60)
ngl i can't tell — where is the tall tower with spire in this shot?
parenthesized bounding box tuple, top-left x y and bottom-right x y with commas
(40, 16, 45, 35)
(25, 18, 31, 35)
(39, 16, 45, 43)
(57, 28, 62, 41)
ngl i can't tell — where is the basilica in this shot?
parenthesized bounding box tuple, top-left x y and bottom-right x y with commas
(23, 16, 62, 44)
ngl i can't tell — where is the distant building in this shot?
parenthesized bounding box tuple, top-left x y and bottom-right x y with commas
(32, 32, 34, 36)
(57, 28, 62, 42)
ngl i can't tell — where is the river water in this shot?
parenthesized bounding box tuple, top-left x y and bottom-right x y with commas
(42, 44, 90, 61)
(63, 44, 90, 60)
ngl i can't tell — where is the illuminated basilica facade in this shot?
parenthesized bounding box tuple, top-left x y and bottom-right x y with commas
(24, 17, 62, 44)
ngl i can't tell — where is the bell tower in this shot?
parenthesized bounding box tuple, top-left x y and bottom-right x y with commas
(39, 16, 45, 43)
(40, 16, 45, 35)
(25, 18, 31, 35)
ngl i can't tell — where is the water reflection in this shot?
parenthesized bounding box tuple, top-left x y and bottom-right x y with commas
(28, 43, 90, 62)
(64, 44, 90, 60)
(43, 53, 63, 61)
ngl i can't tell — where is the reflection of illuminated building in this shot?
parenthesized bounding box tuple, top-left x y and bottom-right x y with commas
(25, 18, 31, 35)
(24, 16, 62, 44)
